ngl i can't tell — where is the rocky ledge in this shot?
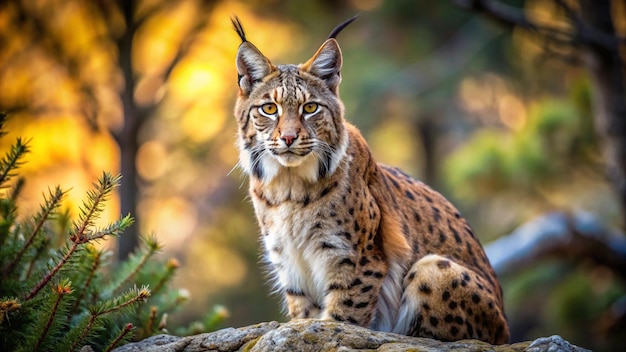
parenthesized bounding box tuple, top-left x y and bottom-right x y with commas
(113, 320, 590, 352)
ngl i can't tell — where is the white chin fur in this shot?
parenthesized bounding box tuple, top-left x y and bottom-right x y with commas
(275, 153, 307, 167)
(271, 152, 319, 183)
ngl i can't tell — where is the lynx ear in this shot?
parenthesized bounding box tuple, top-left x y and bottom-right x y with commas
(301, 39, 343, 94)
(232, 17, 275, 95)
(236, 42, 276, 95)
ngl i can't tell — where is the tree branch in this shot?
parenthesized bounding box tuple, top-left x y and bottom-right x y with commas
(554, 0, 621, 51)
(485, 212, 626, 283)
(454, 0, 623, 52)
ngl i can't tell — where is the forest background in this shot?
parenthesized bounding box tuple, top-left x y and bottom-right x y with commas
(0, 0, 624, 351)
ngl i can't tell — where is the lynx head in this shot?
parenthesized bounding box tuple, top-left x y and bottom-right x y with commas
(232, 16, 356, 184)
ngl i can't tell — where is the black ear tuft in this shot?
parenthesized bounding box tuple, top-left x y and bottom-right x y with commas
(328, 15, 358, 39)
(232, 16, 247, 43)
(299, 15, 356, 94)
(234, 18, 276, 95)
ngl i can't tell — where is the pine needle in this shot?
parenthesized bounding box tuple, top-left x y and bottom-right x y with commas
(0, 138, 29, 189)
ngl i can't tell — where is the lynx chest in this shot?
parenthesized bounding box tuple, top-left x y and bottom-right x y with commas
(250, 176, 378, 304)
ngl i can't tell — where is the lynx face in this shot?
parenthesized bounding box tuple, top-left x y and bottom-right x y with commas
(233, 22, 348, 184)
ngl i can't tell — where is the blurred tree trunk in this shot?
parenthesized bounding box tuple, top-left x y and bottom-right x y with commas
(110, 0, 216, 259)
(114, 0, 142, 260)
(415, 115, 438, 185)
(578, 0, 626, 228)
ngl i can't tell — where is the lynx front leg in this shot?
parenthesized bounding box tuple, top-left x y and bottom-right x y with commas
(319, 257, 385, 327)
(285, 289, 321, 319)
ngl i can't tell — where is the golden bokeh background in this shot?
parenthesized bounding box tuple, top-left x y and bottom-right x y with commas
(1, 1, 624, 350)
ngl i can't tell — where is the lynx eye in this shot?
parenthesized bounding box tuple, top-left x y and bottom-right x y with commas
(302, 102, 319, 117)
(258, 103, 278, 119)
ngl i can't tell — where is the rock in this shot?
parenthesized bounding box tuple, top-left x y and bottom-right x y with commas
(113, 320, 591, 352)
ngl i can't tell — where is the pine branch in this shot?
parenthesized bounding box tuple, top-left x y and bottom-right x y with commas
(67, 312, 98, 352)
(8, 176, 24, 202)
(0, 176, 25, 247)
(97, 286, 150, 316)
(107, 236, 162, 295)
(154, 287, 190, 317)
(87, 214, 134, 242)
(0, 165, 25, 257)
(24, 235, 50, 280)
(0, 115, 185, 349)
(0, 298, 21, 326)
(0, 138, 29, 189)
(2, 186, 65, 276)
(67, 247, 103, 320)
(71, 172, 120, 244)
(177, 304, 229, 336)
(158, 312, 168, 331)
(24, 242, 78, 301)
(145, 306, 157, 335)
(26, 174, 122, 301)
(32, 280, 73, 351)
(103, 323, 134, 352)
(67, 286, 150, 352)
(203, 305, 230, 332)
(0, 200, 17, 249)
(0, 112, 7, 139)
(151, 258, 180, 295)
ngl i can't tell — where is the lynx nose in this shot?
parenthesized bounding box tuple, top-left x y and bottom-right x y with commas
(281, 134, 297, 147)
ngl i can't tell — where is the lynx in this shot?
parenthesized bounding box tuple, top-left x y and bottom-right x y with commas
(232, 16, 509, 344)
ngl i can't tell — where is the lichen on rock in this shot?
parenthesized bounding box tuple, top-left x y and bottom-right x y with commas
(113, 320, 590, 352)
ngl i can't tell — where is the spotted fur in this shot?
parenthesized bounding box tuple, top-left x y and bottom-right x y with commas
(232, 17, 509, 344)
